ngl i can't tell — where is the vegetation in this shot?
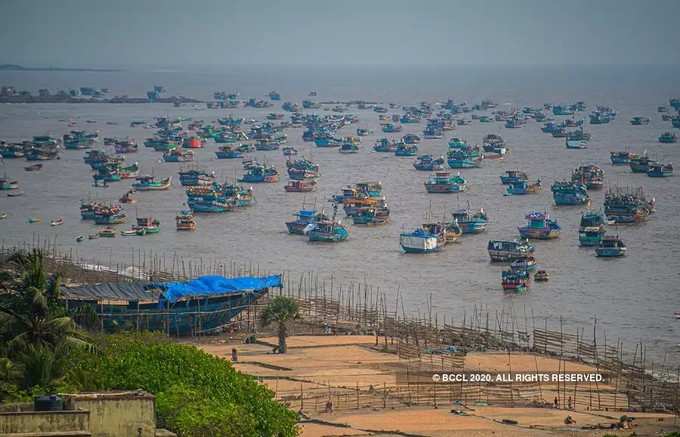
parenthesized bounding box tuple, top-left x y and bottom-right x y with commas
(0, 250, 299, 437)
(261, 296, 299, 354)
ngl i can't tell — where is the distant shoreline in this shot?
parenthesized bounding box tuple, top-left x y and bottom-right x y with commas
(0, 64, 122, 73)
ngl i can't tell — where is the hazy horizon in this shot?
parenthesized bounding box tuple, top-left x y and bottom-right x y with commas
(2, 0, 680, 67)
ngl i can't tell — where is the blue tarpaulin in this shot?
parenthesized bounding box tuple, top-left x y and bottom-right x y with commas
(159, 275, 282, 303)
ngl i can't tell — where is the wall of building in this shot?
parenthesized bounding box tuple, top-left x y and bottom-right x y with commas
(0, 409, 89, 434)
(65, 393, 157, 437)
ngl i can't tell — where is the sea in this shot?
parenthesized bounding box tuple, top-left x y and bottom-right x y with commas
(0, 64, 678, 363)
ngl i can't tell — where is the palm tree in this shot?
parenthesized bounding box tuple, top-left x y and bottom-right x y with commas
(261, 296, 299, 354)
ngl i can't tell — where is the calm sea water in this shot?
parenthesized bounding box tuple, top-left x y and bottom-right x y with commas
(0, 65, 679, 362)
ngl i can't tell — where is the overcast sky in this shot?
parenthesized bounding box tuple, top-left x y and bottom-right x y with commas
(1, 0, 679, 67)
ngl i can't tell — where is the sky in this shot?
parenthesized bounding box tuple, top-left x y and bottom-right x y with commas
(1, 0, 679, 67)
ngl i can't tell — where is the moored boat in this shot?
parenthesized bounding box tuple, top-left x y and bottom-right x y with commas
(451, 207, 488, 234)
(500, 170, 528, 185)
(176, 210, 197, 231)
(132, 175, 172, 191)
(659, 132, 677, 144)
(604, 186, 653, 224)
(578, 210, 607, 247)
(551, 181, 589, 205)
(307, 218, 349, 242)
(487, 239, 535, 262)
(424, 172, 466, 193)
(400, 227, 441, 253)
(413, 155, 445, 171)
(501, 270, 528, 292)
(610, 151, 633, 165)
(571, 165, 604, 190)
(284, 180, 316, 192)
(506, 179, 541, 195)
(518, 211, 560, 240)
(647, 162, 673, 177)
(595, 235, 627, 257)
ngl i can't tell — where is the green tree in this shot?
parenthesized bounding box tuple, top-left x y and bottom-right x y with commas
(261, 296, 299, 354)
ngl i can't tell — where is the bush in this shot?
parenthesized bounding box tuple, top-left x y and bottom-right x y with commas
(67, 333, 298, 437)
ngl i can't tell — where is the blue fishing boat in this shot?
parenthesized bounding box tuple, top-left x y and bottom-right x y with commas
(506, 179, 542, 195)
(239, 165, 279, 183)
(589, 112, 611, 124)
(511, 256, 537, 272)
(610, 151, 633, 165)
(578, 210, 607, 247)
(502, 270, 528, 292)
(339, 142, 359, 153)
(373, 138, 397, 152)
(187, 197, 235, 213)
(518, 211, 560, 240)
(552, 105, 574, 116)
(395, 143, 418, 156)
(307, 219, 349, 242)
(215, 146, 242, 159)
(163, 149, 194, 163)
(596, 235, 626, 257)
(286, 209, 326, 235)
(658, 132, 677, 144)
(500, 170, 528, 185)
(352, 207, 390, 225)
(382, 123, 402, 133)
(132, 175, 172, 191)
(482, 134, 507, 156)
(551, 181, 589, 205)
(315, 134, 342, 147)
(487, 239, 535, 262)
(647, 162, 673, 177)
(424, 172, 466, 193)
(447, 149, 482, 169)
(451, 207, 488, 234)
(179, 168, 215, 186)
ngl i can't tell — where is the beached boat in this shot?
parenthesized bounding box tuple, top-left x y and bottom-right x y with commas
(284, 179, 316, 193)
(451, 207, 488, 234)
(572, 165, 604, 190)
(647, 162, 673, 177)
(578, 210, 607, 247)
(132, 175, 172, 191)
(518, 211, 560, 240)
(176, 210, 197, 231)
(596, 235, 626, 257)
(658, 132, 677, 144)
(487, 240, 535, 262)
(604, 186, 653, 224)
(506, 179, 542, 195)
(501, 270, 528, 292)
(424, 172, 466, 193)
(395, 143, 418, 156)
(610, 151, 634, 165)
(413, 155, 445, 171)
(551, 181, 589, 205)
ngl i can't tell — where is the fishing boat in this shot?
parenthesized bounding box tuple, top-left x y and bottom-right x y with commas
(282, 146, 298, 156)
(487, 240, 535, 262)
(176, 210, 197, 231)
(98, 227, 117, 238)
(119, 163, 140, 179)
(179, 169, 215, 186)
(49, 217, 64, 226)
(373, 138, 397, 152)
(63, 131, 96, 150)
(119, 189, 136, 204)
(94, 206, 127, 225)
(395, 143, 418, 157)
(518, 211, 560, 240)
(647, 162, 673, 177)
(307, 218, 349, 242)
(26, 217, 41, 224)
(145, 138, 178, 152)
(182, 136, 203, 149)
(482, 134, 507, 156)
(413, 155, 445, 171)
(215, 145, 243, 159)
(339, 142, 359, 154)
(187, 198, 235, 213)
(0, 177, 19, 190)
(551, 181, 589, 206)
(7, 191, 24, 197)
(0, 143, 25, 158)
(352, 207, 390, 225)
(400, 227, 441, 253)
(163, 149, 194, 163)
(604, 186, 653, 224)
(314, 134, 342, 148)
(596, 235, 627, 257)
(451, 207, 488, 234)
(506, 179, 542, 195)
(534, 270, 549, 281)
(114, 139, 138, 154)
(500, 170, 528, 185)
(511, 256, 537, 272)
(24, 163, 42, 171)
(424, 172, 466, 193)
(629, 153, 656, 173)
(382, 123, 402, 133)
(132, 175, 172, 191)
(572, 165, 604, 190)
(284, 180, 316, 192)
(578, 210, 607, 247)
(589, 112, 612, 124)
(658, 132, 677, 144)
(610, 151, 634, 165)
(566, 139, 588, 149)
(239, 165, 278, 183)
(501, 270, 528, 292)
(0, 212, 7, 220)
(75, 235, 85, 243)
(132, 217, 161, 236)
(630, 116, 650, 125)
(286, 209, 326, 235)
